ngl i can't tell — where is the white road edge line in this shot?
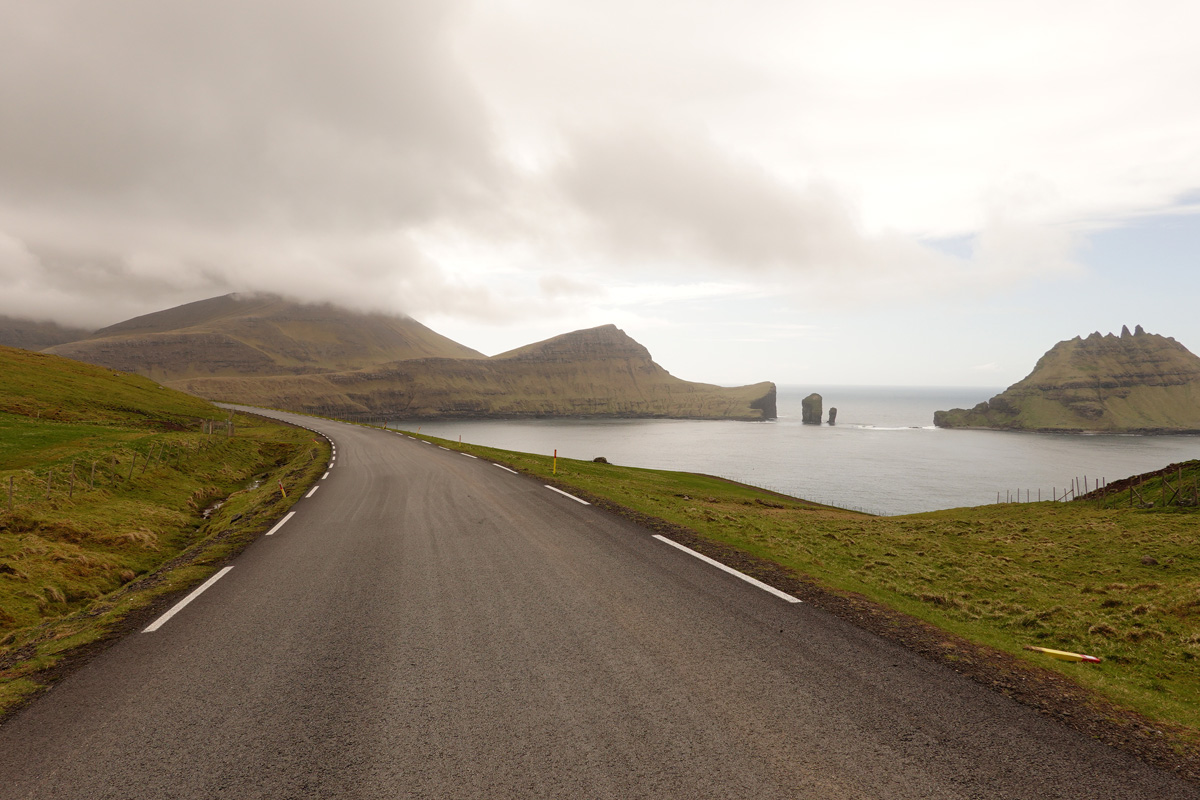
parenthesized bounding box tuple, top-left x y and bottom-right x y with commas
(460, 453, 478, 459)
(439, 446, 450, 451)
(265, 511, 296, 536)
(545, 485, 589, 505)
(306, 485, 320, 498)
(652, 535, 802, 604)
(493, 464, 517, 474)
(321, 472, 330, 480)
(143, 566, 235, 632)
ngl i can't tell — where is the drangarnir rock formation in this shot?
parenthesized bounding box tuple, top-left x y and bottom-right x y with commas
(802, 393, 823, 425)
(934, 326, 1200, 433)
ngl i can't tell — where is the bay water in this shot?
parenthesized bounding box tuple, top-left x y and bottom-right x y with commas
(388, 386, 1200, 516)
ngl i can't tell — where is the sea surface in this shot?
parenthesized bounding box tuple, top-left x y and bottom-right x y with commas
(387, 386, 1200, 516)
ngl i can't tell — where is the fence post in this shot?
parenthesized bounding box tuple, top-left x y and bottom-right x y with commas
(7, 475, 12, 513)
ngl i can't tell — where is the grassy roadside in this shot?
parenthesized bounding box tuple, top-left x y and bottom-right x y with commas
(0, 348, 330, 717)
(406, 431, 1199, 748)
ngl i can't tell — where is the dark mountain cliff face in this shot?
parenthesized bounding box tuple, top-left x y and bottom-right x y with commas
(935, 326, 1200, 432)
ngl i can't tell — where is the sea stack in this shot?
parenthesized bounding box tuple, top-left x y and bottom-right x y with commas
(828, 407, 837, 425)
(802, 393, 823, 425)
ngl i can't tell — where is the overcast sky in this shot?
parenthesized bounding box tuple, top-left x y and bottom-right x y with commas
(3, 0, 1199, 388)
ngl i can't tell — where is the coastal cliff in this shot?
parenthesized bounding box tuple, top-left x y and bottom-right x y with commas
(934, 326, 1200, 433)
(174, 325, 777, 421)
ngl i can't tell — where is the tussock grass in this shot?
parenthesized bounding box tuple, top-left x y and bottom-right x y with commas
(416, 431, 1200, 741)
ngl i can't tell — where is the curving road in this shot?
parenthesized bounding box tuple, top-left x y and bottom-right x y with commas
(0, 410, 1194, 799)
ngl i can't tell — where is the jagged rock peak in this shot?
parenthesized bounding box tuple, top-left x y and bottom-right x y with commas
(1121, 324, 1132, 338)
(1135, 324, 1146, 336)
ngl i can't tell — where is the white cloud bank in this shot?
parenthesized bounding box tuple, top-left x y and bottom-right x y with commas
(0, 0, 1197, 380)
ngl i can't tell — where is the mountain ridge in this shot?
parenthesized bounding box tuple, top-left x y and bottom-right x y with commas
(45, 293, 485, 380)
(41, 295, 776, 421)
(934, 326, 1200, 432)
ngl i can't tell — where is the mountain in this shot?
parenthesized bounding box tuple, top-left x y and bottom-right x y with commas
(934, 326, 1200, 432)
(44, 293, 483, 380)
(0, 315, 92, 351)
(171, 324, 777, 421)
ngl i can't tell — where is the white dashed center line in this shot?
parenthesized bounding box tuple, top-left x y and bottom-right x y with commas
(143, 567, 234, 632)
(652, 535, 802, 604)
(545, 485, 589, 505)
(266, 511, 296, 536)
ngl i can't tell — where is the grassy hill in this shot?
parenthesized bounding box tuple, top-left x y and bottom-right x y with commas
(173, 325, 778, 420)
(45, 293, 484, 380)
(935, 326, 1200, 432)
(0, 345, 326, 712)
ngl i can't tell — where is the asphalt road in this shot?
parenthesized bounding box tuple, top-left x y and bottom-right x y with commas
(0, 410, 1194, 799)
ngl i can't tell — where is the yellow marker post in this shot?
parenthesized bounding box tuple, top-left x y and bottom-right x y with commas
(279, 481, 287, 499)
(553, 449, 557, 475)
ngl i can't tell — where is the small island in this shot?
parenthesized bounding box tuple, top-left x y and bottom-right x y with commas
(934, 326, 1200, 433)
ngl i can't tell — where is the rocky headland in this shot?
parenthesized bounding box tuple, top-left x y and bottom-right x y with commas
(934, 326, 1200, 433)
(173, 324, 777, 421)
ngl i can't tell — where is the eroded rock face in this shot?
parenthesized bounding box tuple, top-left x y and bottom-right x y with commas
(934, 327, 1200, 432)
(802, 393, 823, 425)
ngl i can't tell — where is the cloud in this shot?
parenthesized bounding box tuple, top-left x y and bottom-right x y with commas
(1, 0, 1196, 354)
(549, 126, 1081, 307)
(556, 127, 861, 272)
(0, 0, 505, 324)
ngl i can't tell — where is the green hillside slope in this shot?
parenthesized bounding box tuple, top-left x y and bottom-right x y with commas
(45, 293, 484, 380)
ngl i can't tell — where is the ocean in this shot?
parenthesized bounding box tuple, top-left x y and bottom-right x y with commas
(386, 386, 1200, 516)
